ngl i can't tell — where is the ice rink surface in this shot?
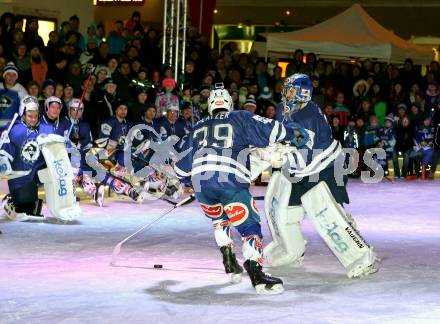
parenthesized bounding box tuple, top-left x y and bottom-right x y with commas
(1, 179, 440, 324)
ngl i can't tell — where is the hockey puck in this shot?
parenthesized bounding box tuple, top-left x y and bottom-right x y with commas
(153, 264, 163, 269)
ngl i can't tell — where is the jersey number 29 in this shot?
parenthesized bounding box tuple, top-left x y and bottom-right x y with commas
(193, 124, 233, 148)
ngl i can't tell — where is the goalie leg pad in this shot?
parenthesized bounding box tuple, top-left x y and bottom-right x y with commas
(301, 181, 377, 278)
(264, 171, 306, 267)
(37, 136, 82, 221)
(264, 206, 306, 267)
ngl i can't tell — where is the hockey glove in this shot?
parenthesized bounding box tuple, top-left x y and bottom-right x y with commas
(284, 122, 310, 148)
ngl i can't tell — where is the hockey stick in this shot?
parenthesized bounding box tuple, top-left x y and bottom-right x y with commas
(0, 170, 31, 180)
(66, 64, 95, 140)
(110, 194, 196, 266)
(0, 113, 19, 150)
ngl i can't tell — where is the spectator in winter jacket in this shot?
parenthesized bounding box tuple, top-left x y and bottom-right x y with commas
(155, 77, 179, 118)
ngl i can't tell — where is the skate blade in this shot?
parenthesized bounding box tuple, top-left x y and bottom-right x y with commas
(229, 273, 242, 284)
(255, 283, 284, 295)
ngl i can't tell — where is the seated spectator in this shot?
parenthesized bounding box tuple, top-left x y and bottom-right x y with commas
(425, 81, 440, 112)
(333, 92, 350, 126)
(408, 101, 424, 127)
(377, 115, 397, 177)
(410, 116, 435, 179)
(364, 115, 381, 149)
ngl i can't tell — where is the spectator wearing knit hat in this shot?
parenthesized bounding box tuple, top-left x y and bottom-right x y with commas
(92, 78, 120, 137)
(155, 78, 179, 118)
(0, 62, 27, 100)
(244, 94, 257, 114)
(0, 62, 27, 129)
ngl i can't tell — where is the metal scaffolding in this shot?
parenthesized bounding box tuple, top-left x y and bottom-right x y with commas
(162, 0, 188, 83)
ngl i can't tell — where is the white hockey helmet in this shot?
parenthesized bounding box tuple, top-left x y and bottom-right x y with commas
(44, 96, 62, 112)
(208, 83, 233, 115)
(69, 98, 84, 110)
(19, 95, 39, 116)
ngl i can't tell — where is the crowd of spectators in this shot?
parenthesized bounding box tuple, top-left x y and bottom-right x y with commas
(0, 11, 439, 180)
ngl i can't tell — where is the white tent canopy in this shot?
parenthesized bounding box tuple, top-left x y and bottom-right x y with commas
(264, 4, 433, 64)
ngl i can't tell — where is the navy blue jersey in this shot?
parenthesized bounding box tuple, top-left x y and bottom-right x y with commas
(2, 120, 54, 192)
(276, 100, 342, 178)
(65, 117, 93, 169)
(377, 126, 396, 154)
(0, 87, 20, 130)
(40, 115, 70, 136)
(414, 125, 435, 151)
(157, 117, 187, 142)
(96, 116, 133, 166)
(66, 117, 93, 151)
(175, 110, 288, 191)
(133, 118, 160, 144)
(180, 117, 193, 135)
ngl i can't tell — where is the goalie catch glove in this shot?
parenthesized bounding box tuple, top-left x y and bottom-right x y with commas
(284, 122, 310, 148)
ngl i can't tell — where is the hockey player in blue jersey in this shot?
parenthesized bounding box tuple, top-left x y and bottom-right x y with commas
(174, 85, 305, 294)
(157, 104, 187, 144)
(0, 96, 53, 221)
(92, 101, 147, 202)
(66, 98, 105, 206)
(40, 96, 70, 136)
(265, 73, 378, 278)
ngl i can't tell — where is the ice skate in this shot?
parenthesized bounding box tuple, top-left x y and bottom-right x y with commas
(2, 195, 44, 222)
(244, 260, 284, 295)
(220, 246, 243, 283)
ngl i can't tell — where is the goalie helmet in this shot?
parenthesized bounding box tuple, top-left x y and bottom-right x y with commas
(44, 96, 62, 112)
(19, 95, 39, 116)
(282, 73, 313, 114)
(208, 83, 233, 115)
